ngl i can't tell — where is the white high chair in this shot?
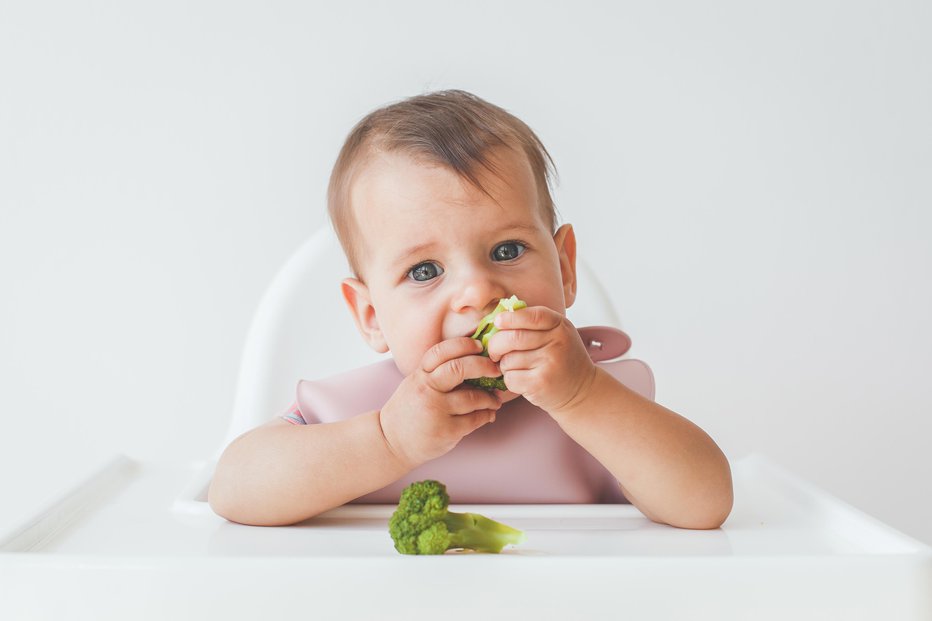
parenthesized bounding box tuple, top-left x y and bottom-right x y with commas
(1, 227, 929, 621)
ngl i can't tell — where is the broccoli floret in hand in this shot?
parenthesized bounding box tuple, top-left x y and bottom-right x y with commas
(464, 295, 527, 391)
(389, 480, 526, 555)
(466, 376, 509, 391)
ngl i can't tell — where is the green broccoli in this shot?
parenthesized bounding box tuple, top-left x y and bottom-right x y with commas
(388, 480, 526, 555)
(464, 295, 527, 391)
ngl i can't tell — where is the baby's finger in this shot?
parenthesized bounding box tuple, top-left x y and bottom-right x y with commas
(453, 408, 498, 436)
(497, 350, 537, 374)
(445, 386, 502, 415)
(493, 305, 562, 331)
(497, 369, 532, 396)
(427, 354, 501, 392)
(486, 328, 547, 362)
(421, 337, 484, 374)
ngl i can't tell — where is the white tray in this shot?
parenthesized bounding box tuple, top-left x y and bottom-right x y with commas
(1, 454, 929, 620)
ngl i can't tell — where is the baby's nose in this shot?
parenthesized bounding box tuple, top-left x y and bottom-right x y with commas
(450, 270, 504, 314)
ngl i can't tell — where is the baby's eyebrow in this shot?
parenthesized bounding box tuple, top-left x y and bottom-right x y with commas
(499, 223, 541, 236)
(392, 241, 438, 267)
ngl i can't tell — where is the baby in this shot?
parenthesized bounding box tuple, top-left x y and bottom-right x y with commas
(209, 90, 733, 529)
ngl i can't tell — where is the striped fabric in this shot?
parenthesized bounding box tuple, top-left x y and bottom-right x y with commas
(280, 401, 306, 425)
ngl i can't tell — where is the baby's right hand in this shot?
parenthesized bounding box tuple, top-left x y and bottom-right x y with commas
(378, 338, 503, 469)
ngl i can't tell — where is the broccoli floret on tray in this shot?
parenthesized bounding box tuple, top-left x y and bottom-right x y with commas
(389, 480, 525, 555)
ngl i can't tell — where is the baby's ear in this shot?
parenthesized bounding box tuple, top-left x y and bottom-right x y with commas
(341, 278, 389, 353)
(553, 223, 578, 309)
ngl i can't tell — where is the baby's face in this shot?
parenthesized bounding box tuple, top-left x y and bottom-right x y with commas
(342, 147, 575, 377)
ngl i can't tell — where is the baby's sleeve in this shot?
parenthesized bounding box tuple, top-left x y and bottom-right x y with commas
(279, 400, 307, 425)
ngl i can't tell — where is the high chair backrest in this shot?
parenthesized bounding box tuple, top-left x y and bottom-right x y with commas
(221, 226, 624, 454)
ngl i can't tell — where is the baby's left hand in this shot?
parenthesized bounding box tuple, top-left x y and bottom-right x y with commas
(486, 306, 596, 415)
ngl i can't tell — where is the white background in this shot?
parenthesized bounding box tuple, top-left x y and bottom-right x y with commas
(1, 1, 930, 545)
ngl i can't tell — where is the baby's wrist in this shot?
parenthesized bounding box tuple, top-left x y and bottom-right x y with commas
(374, 408, 419, 472)
(548, 365, 602, 422)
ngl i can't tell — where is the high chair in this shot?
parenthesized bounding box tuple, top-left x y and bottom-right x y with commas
(1, 227, 928, 620)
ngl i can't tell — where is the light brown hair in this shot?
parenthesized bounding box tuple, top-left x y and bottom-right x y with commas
(327, 89, 559, 277)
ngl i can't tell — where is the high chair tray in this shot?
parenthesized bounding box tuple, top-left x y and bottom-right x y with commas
(1, 454, 929, 620)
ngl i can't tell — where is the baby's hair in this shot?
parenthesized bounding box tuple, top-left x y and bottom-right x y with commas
(327, 89, 559, 278)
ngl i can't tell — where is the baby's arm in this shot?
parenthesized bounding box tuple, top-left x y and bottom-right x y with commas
(489, 307, 733, 530)
(548, 368, 733, 530)
(208, 411, 407, 526)
(209, 338, 501, 526)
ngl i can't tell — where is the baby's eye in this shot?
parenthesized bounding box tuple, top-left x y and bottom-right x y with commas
(408, 262, 444, 282)
(492, 241, 526, 262)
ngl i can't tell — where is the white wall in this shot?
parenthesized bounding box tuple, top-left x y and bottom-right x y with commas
(2, 1, 930, 544)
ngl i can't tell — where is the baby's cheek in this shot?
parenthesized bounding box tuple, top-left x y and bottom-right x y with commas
(386, 311, 448, 375)
(393, 337, 436, 376)
(391, 348, 421, 377)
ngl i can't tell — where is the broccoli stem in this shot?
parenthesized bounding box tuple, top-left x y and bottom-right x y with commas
(444, 511, 526, 553)
(467, 295, 528, 392)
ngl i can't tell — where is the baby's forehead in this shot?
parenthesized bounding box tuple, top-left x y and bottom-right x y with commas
(344, 145, 548, 272)
(352, 146, 536, 209)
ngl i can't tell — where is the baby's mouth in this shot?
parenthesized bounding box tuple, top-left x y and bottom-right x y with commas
(454, 321, 483, 339)
(458, 306, 500, 340)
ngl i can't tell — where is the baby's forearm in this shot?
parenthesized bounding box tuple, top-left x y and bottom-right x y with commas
(208, 410, 409, 526)
(551, 367, 733, 529)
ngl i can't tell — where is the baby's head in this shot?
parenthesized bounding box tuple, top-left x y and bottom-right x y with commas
(328, 90, 579, 375)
